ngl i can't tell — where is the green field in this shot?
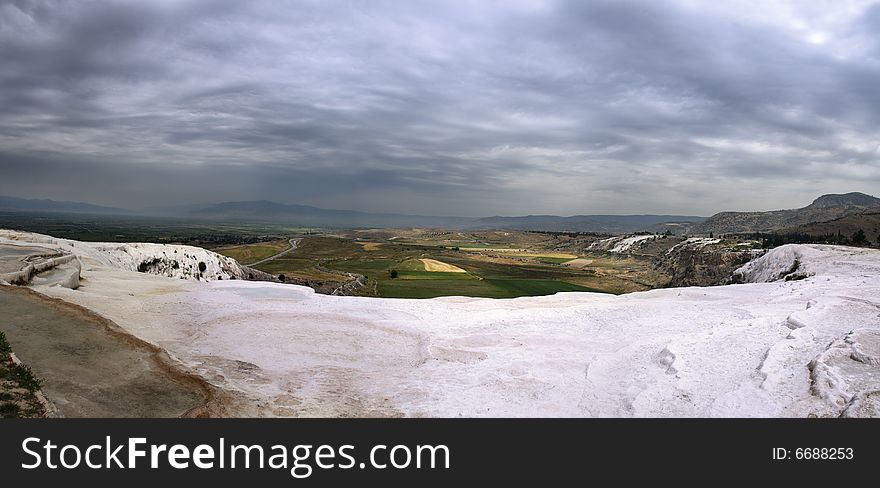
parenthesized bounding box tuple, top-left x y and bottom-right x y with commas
(378, 277, 596, 299)
(394, 270, 473, 280)
(331, 259, 396, 272)
(533, 256, 576, 264)
(326, 251, 598, 298)
(214, 240, 290, 264)
(217, 234, 649, 298)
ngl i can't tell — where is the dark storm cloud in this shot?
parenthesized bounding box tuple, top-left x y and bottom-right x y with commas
(0, 0, 878, 215)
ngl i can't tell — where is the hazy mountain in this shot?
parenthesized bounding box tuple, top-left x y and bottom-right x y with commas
(468, 214, 705, 233)
(175, 200, 475, 228)
(10, 193, 876, 235)
(0, 196, 130, 214)
(692, 192, 880, 235)
(808, 192, 880, 208)
(132, 200, 702, 232)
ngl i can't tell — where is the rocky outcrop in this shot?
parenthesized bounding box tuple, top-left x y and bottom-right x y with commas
(692, 192, 880, 235)
(107, 243, 277, 282)
(0, 248, 81, 289)
(0, 229, 276, 284)
(653, 239, 762, 287)
(314, 265, 367, 296)
(733, 244, 819, 283)
(588, 234, 660, 253)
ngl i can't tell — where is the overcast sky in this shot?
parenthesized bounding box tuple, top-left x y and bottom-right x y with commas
(1, 0, 878, 216)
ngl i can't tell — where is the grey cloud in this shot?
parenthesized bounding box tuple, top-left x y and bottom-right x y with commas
(0, 0, 878, 216)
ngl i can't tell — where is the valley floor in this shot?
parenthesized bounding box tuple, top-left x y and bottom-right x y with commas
(1, 229, 879, 417)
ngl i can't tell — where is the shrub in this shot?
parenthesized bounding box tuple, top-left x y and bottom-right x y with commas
(389, 269, 399, 279)
(0, 402, 21, 418)
(0, 331, 11, 356)
(198, 261, 207, 273)
(9, 363, 42, 392)
(851, 229, 867, 245)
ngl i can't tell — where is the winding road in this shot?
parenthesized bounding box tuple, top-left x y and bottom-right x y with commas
(246, 237, 366, 295)
(247, 238, 300, 266)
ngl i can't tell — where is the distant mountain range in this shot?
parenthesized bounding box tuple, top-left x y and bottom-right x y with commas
(184, 200, 474, 229)
(0, 195, 130, 215)
(471, 214, 705, 233)
(2, 192, 877, 235)
(0, 196, 703, 233)
(691, 192, 880, 235)
(153, 200, 703, 233)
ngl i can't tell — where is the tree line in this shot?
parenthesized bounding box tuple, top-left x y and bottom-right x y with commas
(741, 229, 877, 248)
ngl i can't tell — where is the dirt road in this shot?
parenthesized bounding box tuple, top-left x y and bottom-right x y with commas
(247, 238, 300, 266)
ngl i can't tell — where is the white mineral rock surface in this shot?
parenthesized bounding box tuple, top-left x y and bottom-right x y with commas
(588, 234, 657, 253)
(2, 229, 879, 417)
(0, 229, 267, 281)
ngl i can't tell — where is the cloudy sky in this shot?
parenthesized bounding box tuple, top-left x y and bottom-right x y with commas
(1, 0, 878, 216)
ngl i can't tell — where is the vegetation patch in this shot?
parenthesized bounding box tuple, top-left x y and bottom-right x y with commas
(377, 277, 595, 299)
(0, 330, 47, 418)
(7, 362, 42, 392)
(214, 239, 291, 264)
(0, 331, 10, 355)
(533, 256, 577, 264)
(397, 271, 476, 281)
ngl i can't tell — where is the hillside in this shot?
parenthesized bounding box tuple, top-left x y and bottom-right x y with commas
(783, 212, 880, 243)
(0, 196, 130, 215)
(692, 192, 880, 235)
(469, 214, 704, 233)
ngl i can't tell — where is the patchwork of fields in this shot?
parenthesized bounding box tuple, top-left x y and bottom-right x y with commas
(214, 230, 663, 298)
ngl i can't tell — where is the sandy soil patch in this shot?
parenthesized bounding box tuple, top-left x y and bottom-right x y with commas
(419, 258, 467, 273)
(358, 242, 382, 251)
(565, 258, 595, 268)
